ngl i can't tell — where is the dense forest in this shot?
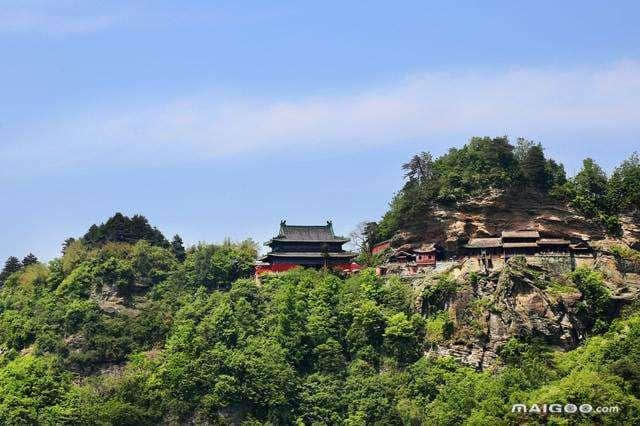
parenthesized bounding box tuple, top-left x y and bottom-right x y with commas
(1, 236, 640, 424)
(372, 137, 640, 243)
(0, 137, 639, 424)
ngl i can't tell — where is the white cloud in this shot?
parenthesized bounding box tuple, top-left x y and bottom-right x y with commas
(0, 1, 122, 36)
(3, 60, 640, 176)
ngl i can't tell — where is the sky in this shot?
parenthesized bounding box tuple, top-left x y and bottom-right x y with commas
(1, 0, 639, 261)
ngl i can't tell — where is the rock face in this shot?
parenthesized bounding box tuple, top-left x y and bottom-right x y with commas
(426, 255, 639, 371)
(389, 188, 640, 251)
(391, 189, 640, 369)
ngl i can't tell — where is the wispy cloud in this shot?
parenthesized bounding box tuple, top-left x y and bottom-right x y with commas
(0, 1, 122, 36)
(3, 60, 640, 177)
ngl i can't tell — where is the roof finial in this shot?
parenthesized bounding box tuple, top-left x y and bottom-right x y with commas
(280, 219, 286, 226)
(327, 220, 332, 226)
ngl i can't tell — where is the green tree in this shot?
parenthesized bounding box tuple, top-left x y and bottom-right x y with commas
(61, 237, 76, 255)
(0, 256, 22, 284)
(608, 152, 640, 212)
(402, 151, 434, 183)
(171, 234, 187, 262)
(571, 267, 611, 331)
(383, 313, 425, 365)
(184, 242, 256, 289)
(0, 355, 70, 424)
(22, 253, 39, 267)
(520, 143, 547, 190)
(544, 158, 567, 190)
(514, 138, 536, 163)
(571, 158, 609, 217)
(82, 213, 169, 248)
(298, 373, 346, 424)
(346, 300, 386, 358)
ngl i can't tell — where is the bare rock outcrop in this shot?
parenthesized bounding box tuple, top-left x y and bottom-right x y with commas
(431, 258, 587, 371)
(390, 189, 639, 251)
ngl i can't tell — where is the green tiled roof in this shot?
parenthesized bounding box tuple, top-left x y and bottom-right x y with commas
(267, 220, 350, 244)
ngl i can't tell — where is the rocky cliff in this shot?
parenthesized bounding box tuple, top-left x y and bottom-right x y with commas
(414, 251, 640, 371)
(387, 188, 640, 251)
(383, 189, 640, 370)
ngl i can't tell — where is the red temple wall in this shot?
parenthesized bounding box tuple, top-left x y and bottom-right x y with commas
(372, 241, 391, 255)
(256, 262, 361, 275)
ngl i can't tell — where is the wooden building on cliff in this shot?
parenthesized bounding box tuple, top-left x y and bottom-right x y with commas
(501, 230, 540, 258)
(255, 220, 359, 275)
(464, 229, 591, 270)
(377, 244, 438, 276)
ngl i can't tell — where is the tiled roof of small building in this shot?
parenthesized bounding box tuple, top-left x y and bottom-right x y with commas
(503, 242, 538, 248)
(414, 243, 437, 253)
(502, 230, 540, 239)
(538, 238, 570, 245)
(464, 238, 502, 248)
(268, 220, 350, 243)
(390, 250, 415, 258)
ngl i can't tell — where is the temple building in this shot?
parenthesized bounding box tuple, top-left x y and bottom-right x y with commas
(377, 244, 439, 276)
(255, 220, 359, 274)
(537, 238, 571, 254)
(464, 229, 592, 269)
(414, 244, 438, 266)
(501, 230, 540, 258)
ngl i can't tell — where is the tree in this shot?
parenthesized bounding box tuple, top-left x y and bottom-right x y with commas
(349, 221, 379, 255)
(575, 158, 608, 195)
(608, 152, 640, 212)
(571, 158, 609, 217)
(383, 313, 425, 365)
(544, 158, 567, 190)
(346, 301, 386, 357)
(571, 267, 611, 330)
(514, 138, 536, 163)
(520, 143, 547, 190)
(171, 235, 186, 262)
(402, 151, 434, 183)
(184, 242, 257, 289)
(82, 213, 169, 248)
(0, 256, 22, 284)
(0, 355, 70, 424)
(22, 253, 39, 267)
(62, 238, 76, 255)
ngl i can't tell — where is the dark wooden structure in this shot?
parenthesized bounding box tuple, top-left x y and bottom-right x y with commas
(464, 237, 502, 256)
(256, 220, 358, 274)
(538, 238, 571, 254)
(501, 230, 540, 258)
(464, 230, 592, 267)
(570, 241, 594, 257)
(388, 250, 415, 263)
(464, 237, 502, 269)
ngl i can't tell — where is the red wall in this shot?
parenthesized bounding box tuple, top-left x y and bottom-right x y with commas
(416, 253, 436, 265)
(372, 241, 391, 255)
(256, 262, 361, 276)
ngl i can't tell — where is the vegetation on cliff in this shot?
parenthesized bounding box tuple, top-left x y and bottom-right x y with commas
(373, 137, 639, 242)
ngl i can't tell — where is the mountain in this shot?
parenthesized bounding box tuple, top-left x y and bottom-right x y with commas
(0, 139, 639, 424)
(369, 137, 639, 250)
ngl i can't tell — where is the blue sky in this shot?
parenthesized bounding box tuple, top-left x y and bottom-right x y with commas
(1, 1, 639, 261)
